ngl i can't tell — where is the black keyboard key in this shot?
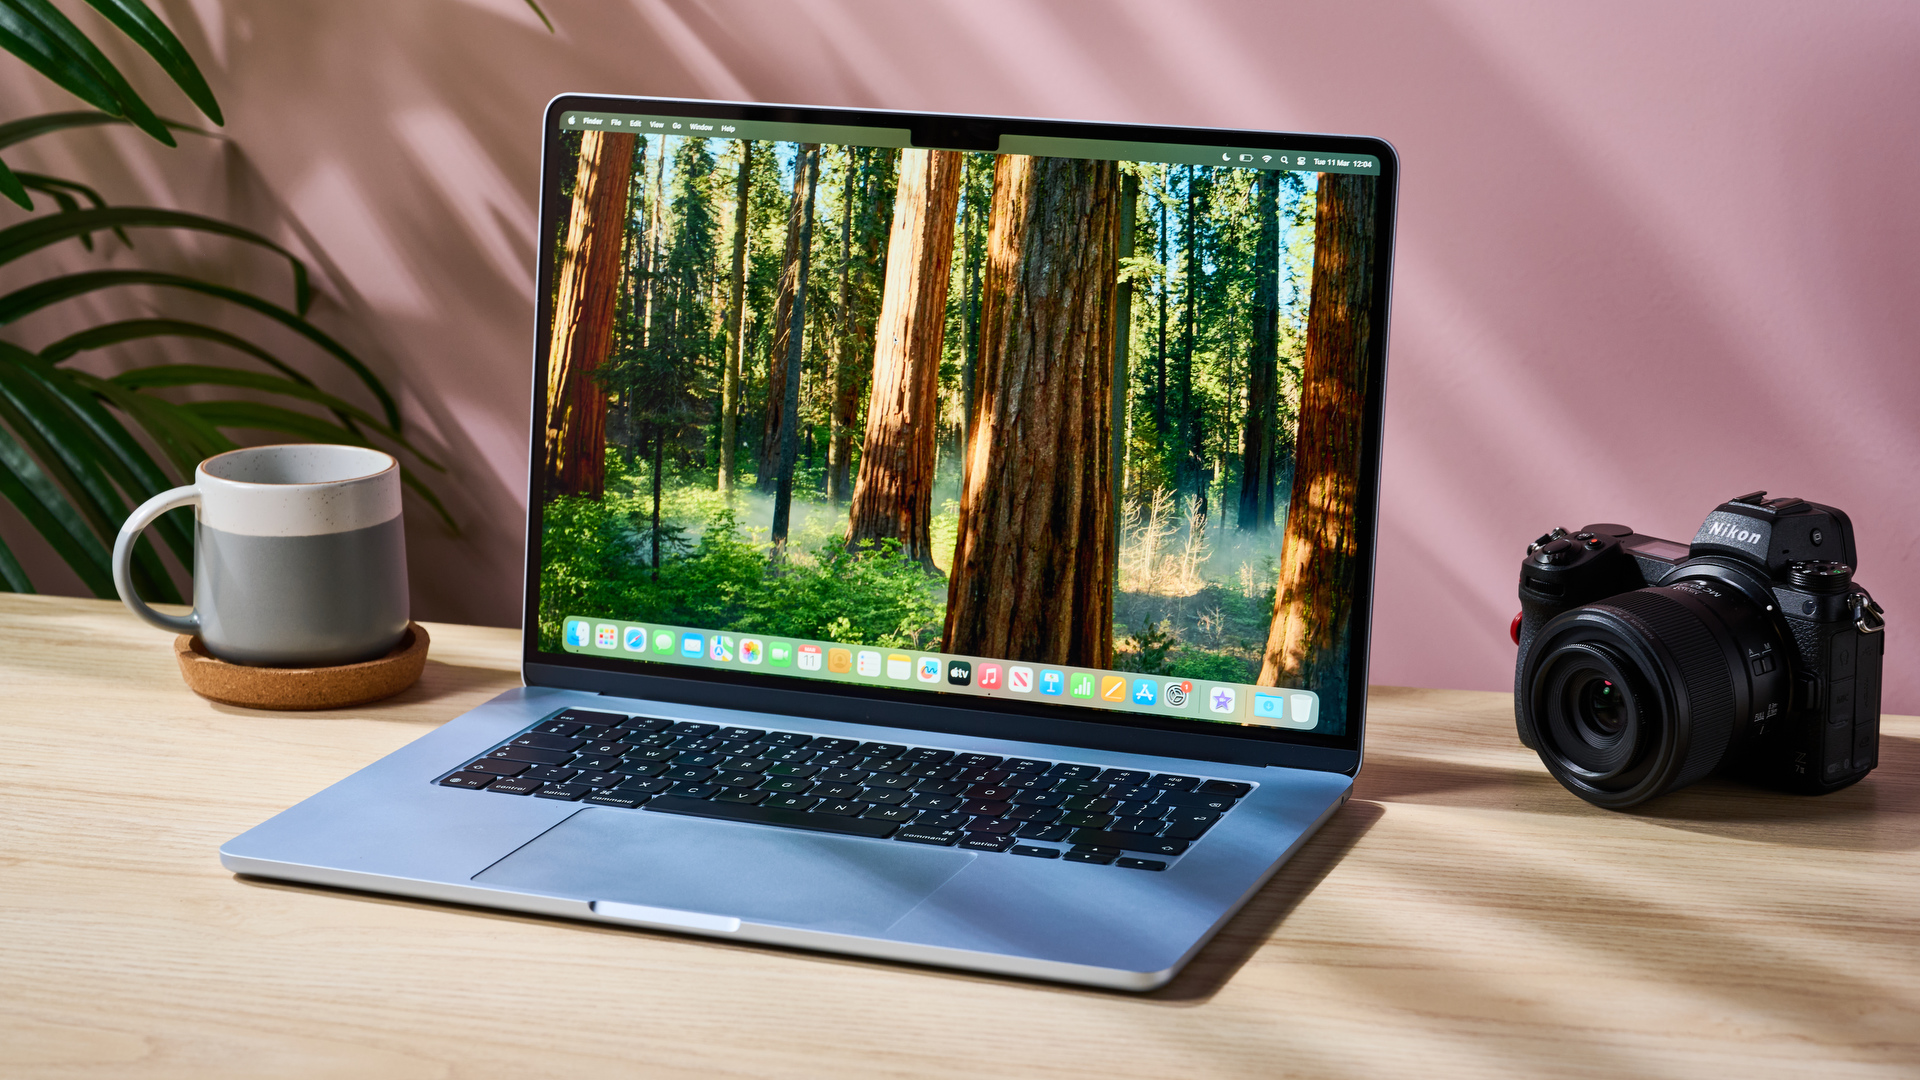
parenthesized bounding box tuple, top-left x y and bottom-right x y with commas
(903, 748, 954, 764)
(967, 817, 1018, 835)
(767, 763, 820, 779)
(904, 763, 960, 779)
(1003, 758, 1053, 774)
(618, 777, 673, 794)
(918, 812, 971, 830)
(863, 758, 908, 775)
(624, 747, 678, 763)
(962, 799, 1012, 816)
(440, 772, 493, 789)
(1064, 851, 1115, 865)
(863, 773, 915, 791)
(955, 753, 1003, 768)
(513, 732, 586, 752)
(579, 741, 631, 757)
(720, 727, 766, 741)
(1155, 791, 1235, 813)
(527, 765, 578, 783)
(816, 767, 867, 784)
(765, 732, 812, 747)
(1068, 830, 1190, 857)
(905, 793, 960, 811)
(954, 768, 1006, 784)
(817, 754, 865, 769)
(676, 752, 727, 768)
(626, 717, 672, 733)
(856, 742, 909, 757)
(715, 771, 763, 788)
(573, 756, 624, 772)
(767, 747, 820, 764)
(558, 709, 628, 727)
(1163, 807, 1221, 827)
(1016, 823, 1072, 842)
(570, 770, 623, 788)
(760, 776, 815, 794)
(669, 721, 719, 735)
(493, 746, 571, 765)
(713, 789, 767, 805)
(765, 794, 820, 811)
(1117, 857, 1167, 871)
(1005, 805, 1061, 823)
(1051, 780, 1107, 796)
(1063, 796, 1116, 812)
(534, 783, 592, 801)
(1005, 774, 1055, 791)
(1161, 818, 1217, 840)
(812, 799, 866, 817)
(664, 765, 715, 782)
(1071, 843, 1121, 856)
(1110, 817, 1159, 834)
(1113, 785, 1159, 802)
(586, 791, 645, 808)
(465, 759, 527, 777)
(669, 782, 720, 799)
(1012, 790, 1068, 807)
(861, 805, 917, 823)
(813, 782, 864, 800)
(959, 833, 1014, 852)
(486, 777, 543, 795)
(534, 720, 582, 736)
(1198, 780, 1253, 798)
(676, 737, 725, 753)
(860, 789, 910, 806)
(1098, 769, 1150, 786)
(1010, 844, 1060, 858)
(894, 825, 961, 846)
(1050, 764, 1101, 780)
(723, 756, 771, 772)
(1149, 774, 1199, 791)
(810, 738, 859, 753)
(1061, 813, 1115, 829)
(912, 779, 965, 796)
(966, 785, 1016, 801)
(643, 794, 898, 838)
(622, 763, 668, 778)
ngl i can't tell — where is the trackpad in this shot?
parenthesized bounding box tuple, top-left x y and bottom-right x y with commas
(474, 808, 975, 935)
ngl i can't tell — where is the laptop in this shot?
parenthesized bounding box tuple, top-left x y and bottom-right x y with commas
(222, 95, 1397, 991)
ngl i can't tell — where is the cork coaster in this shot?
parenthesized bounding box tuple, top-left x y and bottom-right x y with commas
(173, 623, 430, 710)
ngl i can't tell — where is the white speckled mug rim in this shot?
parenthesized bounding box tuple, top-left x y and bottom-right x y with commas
(195, 445, 401, 538)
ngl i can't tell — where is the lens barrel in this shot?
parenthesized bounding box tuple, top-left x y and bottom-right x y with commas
(1519, 579, 1783, 808)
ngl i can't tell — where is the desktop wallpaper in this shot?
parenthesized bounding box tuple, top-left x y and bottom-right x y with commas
(536, 130, 1378, 727)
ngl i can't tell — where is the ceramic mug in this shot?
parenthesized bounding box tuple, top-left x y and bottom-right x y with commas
(113, 444, 410, 667)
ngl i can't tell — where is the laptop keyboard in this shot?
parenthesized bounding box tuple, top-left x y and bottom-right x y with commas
(435, 707, 1255, 870)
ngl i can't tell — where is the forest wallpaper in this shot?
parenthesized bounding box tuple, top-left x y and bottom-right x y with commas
(538, 130, 1377, 725)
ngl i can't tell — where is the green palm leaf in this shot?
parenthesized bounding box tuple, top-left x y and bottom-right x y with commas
(0, 207, 311, 313)
(0, 528, 30, 591)
(0, 155, 27, 210)
(11, 172, 129, 249)
(0, 269, 398, 428)
(43, 318, 306, 383)
(1, 0, 174, 144)
(0, 404, 114, 595)
(77, 0, 223, 125)
(0, 110, 202, 151)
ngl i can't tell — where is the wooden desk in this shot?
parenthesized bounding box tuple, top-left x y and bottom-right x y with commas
(2, 593, 1915, 1078)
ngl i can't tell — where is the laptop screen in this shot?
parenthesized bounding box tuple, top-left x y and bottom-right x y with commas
(527, 97, 1393, 754)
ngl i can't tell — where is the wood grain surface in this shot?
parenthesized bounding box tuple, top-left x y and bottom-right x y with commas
(2, 593, 1914, 1078)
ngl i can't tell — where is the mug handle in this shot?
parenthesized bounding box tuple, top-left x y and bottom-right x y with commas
(113, 485, 202, 635)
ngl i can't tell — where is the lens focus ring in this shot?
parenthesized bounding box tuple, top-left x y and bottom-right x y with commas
(1590, 589, 1739, 792)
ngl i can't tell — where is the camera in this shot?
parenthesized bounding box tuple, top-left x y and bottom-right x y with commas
(1513, 492, 1885, 809)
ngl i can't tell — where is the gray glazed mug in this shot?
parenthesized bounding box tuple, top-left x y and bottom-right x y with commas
(113, 444, 409, 667)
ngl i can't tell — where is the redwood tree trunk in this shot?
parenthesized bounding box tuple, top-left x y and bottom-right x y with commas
(718, 142, 753, 494)
(543, 130, 635, 498)
(759, 144, 820, 492)
(843, 148, 962, 564)
(770, 146, 821, 553)
(1238, 169, 1281, 531)
(943, 155, 1121, 666)
(827, 147, 859, 504)
(1260, 173, 1378, 724)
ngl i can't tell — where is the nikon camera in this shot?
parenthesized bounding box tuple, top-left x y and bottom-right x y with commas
(1513, 492, 1885, 809)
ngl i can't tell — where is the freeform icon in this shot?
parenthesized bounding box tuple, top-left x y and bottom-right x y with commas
(917, 657, 942, 682)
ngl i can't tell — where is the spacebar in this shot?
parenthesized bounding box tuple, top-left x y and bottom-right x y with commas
(642, 795, 899, 838)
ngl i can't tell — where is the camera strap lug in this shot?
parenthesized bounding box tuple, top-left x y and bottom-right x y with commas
(1851, 593, 1886, 635)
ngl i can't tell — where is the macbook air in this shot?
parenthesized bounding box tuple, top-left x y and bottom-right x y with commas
(222, 95, 1397, 990)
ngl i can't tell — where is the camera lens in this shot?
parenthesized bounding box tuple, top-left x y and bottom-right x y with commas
(1577, 677, 1626, 738)
(1519, 578, 1786, 808)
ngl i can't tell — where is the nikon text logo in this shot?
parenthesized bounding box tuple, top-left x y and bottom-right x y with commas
(1706, 521, 1763, 545)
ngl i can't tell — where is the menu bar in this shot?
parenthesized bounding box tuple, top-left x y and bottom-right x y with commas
(562, 616, 1320, 731)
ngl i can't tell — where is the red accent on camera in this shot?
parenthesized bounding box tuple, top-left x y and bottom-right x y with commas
(1510, 612, 1523, 646)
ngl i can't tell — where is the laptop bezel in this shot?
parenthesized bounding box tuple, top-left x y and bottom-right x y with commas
(519, 94, 1396, 774)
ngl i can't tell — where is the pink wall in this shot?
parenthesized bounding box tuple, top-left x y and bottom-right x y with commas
(4, 1, 1915, 712)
